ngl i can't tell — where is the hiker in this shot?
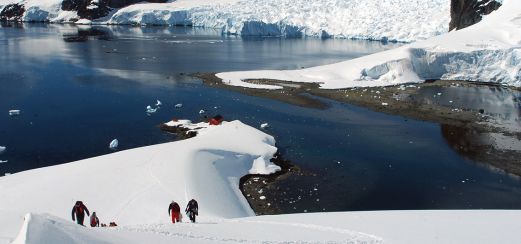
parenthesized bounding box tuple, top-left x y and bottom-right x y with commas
(90, 212, 100, 227)
(168, 201, 181, 223)
(71, 201, 90, 226)
(185, 199, 198, 223)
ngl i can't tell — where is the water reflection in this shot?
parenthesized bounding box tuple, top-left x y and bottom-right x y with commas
(62, 26, 112, 42)
(414, 84, 521, 131)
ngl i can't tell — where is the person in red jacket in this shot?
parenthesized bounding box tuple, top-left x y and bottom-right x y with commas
(90, 212, 100, 227)
(71, 201, 90, 226)
(168, 201, 181, 224)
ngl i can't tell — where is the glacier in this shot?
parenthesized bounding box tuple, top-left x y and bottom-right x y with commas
(217, 0, 521, 88)
(1, 0, 450, 42)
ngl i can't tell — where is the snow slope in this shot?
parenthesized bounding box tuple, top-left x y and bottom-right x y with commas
(217, 0, 521, 88)
(0, 121, 278, 242)
(10, 210, 521, 244)
(1, 0, 450, 42)
(2, 120, 521, 243)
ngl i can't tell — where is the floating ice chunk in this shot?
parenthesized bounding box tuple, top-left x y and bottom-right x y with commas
(156, 100, 162, 106)
(9, 110, 20, 116)
(109, 139, 119, 150)
(437, 92, 442, 96)
(146, 105, 157, 113)
(260, 123, 269, 129)
(381, 102, 389, 106)
(0, 160, 7, 163)
(175, 104, 183, 108)
(259, 196, 266, 200)
(0, 146, 5, 154)
(199, 109, 205, 114)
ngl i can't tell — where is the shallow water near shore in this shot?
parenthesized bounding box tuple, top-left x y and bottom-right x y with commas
(2, 23, 521, 213)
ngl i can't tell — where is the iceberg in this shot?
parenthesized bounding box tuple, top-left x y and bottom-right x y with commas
(9, 110, 21, 116)
(109, 139, 118, 149)
(260, 123, 269, 129)
(146, 105, 157, 113)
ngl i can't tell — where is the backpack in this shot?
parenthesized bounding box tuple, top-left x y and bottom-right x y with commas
(91, 216, 97, 226)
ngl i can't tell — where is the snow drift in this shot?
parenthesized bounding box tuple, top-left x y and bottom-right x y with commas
(217, 0, 521, 88)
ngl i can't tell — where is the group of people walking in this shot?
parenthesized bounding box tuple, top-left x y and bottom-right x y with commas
(71, 201, 101, 227)
(71, 199, 199, 227)
(168, 199, 198, 224)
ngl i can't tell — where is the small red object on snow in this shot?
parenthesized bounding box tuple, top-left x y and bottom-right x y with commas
(209, 115, 223, 125)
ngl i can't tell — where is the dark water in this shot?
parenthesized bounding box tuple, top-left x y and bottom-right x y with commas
(2, 23, 521, 213)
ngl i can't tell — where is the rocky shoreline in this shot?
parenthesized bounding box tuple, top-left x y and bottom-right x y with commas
(195, 73, 521, 178)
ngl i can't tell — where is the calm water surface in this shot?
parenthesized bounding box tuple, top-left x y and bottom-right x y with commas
(1, 23, 521, 213)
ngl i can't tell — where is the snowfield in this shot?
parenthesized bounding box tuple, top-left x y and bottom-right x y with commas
(217, 0, 521, 88)
(2, 121, 521, 244)
(1, 0, 450, 42)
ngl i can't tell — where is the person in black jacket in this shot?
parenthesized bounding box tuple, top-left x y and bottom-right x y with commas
(71, 201, 90, 226)
(185, 199, 198, 223)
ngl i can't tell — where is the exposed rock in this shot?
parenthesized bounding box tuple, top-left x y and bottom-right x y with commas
(61, 0, 168, 20)
(449, 0, 502, 31)
(0, 3, 25, 22)
(107, 0, 168, 9)
(62, 0, 110, 20)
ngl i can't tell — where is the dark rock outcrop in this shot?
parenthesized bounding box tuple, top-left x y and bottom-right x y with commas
(449, 0, 502, 31)
(107, 0, 168, 9)
(0, 3, 25, 22)
(61, 0, 168, 20)
(62, 0, 110, 20)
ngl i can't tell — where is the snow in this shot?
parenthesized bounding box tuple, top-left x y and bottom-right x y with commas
(0, 120, 279, 242)
(1, 0, 450, 42)
(217, 0, 521, 88)
(1, 120, 521, 243)
(249, 156, 280, 174)
(108, 0, 449, 42)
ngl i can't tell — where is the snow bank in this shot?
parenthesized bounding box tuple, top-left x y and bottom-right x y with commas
(0, 120, 277, 240)
(1, 0, 450, 42)
(217, 0, 521, 88)
(11, 213, 130, 244)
